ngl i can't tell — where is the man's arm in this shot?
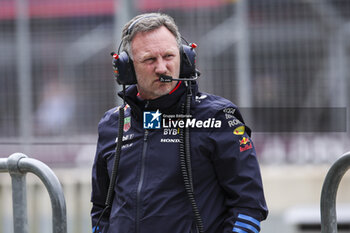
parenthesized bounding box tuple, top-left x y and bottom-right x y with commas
(91, 122, 112, 233)
(209, 106, 268, 232)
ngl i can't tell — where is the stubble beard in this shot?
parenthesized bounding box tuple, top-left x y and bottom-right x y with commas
(137, 79, 175, 100)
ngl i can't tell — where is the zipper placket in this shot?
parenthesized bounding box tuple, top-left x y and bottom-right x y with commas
(136, 129, 149, 233)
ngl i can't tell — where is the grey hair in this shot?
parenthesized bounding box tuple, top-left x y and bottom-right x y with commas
(121, 13, 182, 60)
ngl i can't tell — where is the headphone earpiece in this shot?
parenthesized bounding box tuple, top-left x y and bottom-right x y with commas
(179, 44, 197, 78)
(112, 43, 198, 85)
(112, 51, 137, 85)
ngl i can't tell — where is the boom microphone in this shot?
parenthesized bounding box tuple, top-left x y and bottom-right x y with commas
(159, 73, 199, 82)
(159, 74, 173, 82)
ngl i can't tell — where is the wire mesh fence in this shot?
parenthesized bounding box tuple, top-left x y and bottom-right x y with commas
(1, 0, 350, 165)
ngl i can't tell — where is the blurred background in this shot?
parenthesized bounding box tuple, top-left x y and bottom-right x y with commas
(1, 0, 350, 232)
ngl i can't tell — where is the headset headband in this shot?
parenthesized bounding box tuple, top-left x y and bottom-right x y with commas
(127, 15, 155, 35)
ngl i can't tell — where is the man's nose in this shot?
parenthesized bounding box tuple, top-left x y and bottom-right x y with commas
(155, 59, 168, 74)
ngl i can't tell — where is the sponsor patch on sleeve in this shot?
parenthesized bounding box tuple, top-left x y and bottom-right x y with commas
(222, 107, 243, 129)
(239, 136, 253, 152)
(233, 125, 245, 135)
(223, 107, 236, 116)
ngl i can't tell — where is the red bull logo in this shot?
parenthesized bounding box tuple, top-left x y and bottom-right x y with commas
(239, 137, 250, 145)
(239, 137, 252, 152)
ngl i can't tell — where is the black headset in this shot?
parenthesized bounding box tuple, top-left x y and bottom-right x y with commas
(111, 16, 198, 85)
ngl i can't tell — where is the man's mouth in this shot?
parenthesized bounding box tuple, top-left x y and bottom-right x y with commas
(155, 76, 168, 83)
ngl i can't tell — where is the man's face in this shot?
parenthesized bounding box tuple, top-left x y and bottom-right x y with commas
(131, 26, 180, 100)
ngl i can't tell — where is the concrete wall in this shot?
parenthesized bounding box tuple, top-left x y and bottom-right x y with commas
(1, 165, 350, 233)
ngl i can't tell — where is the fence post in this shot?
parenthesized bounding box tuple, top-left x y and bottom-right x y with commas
(8, 153, 29, 233)
(0, 153, 67, 233)
(320, 151, 350, 233)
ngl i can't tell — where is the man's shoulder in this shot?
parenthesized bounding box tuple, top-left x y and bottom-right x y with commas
(194, 92, 251, 135)
(195, 92, 238, 112)
(98, 105, 130, 126)
(194, 92, 245, 123)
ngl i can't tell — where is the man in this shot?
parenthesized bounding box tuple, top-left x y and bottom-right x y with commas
(91, 12, 268, 233)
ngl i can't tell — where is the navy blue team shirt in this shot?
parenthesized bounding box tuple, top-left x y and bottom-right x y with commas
(91, 81, 268, 233)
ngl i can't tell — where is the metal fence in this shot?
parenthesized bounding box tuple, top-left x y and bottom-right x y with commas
(0, 159, 91, 233)
(321, 151, 350, 233)
(0, 153, 67, 233)
(0, 1, 350, 162)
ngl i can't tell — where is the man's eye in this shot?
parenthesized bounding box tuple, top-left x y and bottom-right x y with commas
(165, 54, 174, 59)
(144, 58, 155, 63)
